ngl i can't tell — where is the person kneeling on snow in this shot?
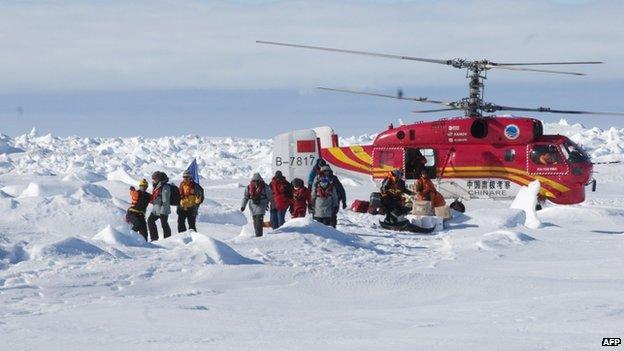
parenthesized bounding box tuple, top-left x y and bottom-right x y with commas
(148, 171, 172, 241)
(177, 170, 204, 233)
(241, 173, 274, 237)
(126, 179, 151, 241)
(380, 169, 413, 224)
(311, 169, 339, 226)
(289, 178, 311, 218)
(414, 170, 445, 208)
(269, 170, 292, 229)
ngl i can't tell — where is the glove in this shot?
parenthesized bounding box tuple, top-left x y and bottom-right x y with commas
(342, 202, 347, 210)
(240, 207, 245, 212)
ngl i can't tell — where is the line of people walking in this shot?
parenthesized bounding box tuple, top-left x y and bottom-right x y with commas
(240, 159, 347, 237)
(126, 170, 204, 242)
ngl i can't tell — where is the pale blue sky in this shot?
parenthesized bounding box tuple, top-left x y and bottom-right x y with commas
(1, 0, 622, 137)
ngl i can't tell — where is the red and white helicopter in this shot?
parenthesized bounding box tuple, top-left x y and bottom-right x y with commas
(260, 41, 624, 211)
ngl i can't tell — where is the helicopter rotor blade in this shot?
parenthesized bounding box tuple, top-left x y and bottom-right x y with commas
(257, 40, 451, 66)
(317, 87, 455, 106)
(492, 61, 603, 66)
(486, 65, 586, 76)
(411, 108, 461, 113)
(491, 105, 624, 116)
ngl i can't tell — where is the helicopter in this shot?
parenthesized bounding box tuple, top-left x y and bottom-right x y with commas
(258, 40, 624, 211)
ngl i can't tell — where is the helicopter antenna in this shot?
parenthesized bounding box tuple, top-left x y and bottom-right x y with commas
(258, 40, 606, 117)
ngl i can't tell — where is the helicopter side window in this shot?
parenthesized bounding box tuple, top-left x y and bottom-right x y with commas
(379, 150, 396, 168)
(530, 145, 562, 165)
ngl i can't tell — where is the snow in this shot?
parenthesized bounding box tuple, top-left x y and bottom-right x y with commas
(510, 180, 543, 229)
(1, 120, 624, 350)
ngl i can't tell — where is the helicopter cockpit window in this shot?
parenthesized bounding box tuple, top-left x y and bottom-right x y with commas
(561, 141, 589, 163)
(530, 145, 562, 165)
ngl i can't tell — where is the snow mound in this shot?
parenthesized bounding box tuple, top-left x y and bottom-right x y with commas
(106, 169, 138, 186)
(0, 197, 17, 211)
(18, 183, 43, 198)
(33, 237, 112, 258)
(93, 225, 157, 248)
(510, 180, 542, 229)
(189, 232, 260, 265)
(0, 242, 29, 266)
(477, 230, 536, 251)
(197, 201, 247, 226)
(467, 208, 526, 228)
(160, 232, 259, 265)
(0, 137, 24, 155)
(73, 184, 112, 199)
(273, 218, 367, 247)
(62, 169, 106, 183)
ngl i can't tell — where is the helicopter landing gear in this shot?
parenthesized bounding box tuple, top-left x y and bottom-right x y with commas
(450, 199, 465, 213)
(536, 194, 546, 211)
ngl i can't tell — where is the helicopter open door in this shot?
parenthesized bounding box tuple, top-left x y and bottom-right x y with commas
(405, 148, 437, 179)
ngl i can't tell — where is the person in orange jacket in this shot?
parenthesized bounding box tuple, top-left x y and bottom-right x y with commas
(177, 170, 204, 233)
(126, 179, 151, 240)
(414, 170, 446, 208)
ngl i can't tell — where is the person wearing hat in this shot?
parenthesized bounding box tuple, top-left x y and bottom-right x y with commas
(380, 169, 413, 224)
(177, 170, 204, 233)
(269, 170, 292, 229)
(148, 171, 172, 241)
(126, 179, 151, 240)
(241, 173, 274, 237)
(307, 158, 327, 189)
(325, 167, 347, 228)
(311, 165, 339, 226)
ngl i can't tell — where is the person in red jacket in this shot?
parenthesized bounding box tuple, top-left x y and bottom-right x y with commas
(289, 178, 310, 218)
(414, 170, 446, 207)
(269, 171, 293, 229)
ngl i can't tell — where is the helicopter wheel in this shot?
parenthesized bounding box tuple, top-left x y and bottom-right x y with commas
(450, 199, 465, 213)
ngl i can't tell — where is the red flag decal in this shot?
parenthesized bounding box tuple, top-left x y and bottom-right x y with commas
(296, 140, 316, 153)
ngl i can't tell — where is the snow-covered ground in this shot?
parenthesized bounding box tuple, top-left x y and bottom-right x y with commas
(1, 120, 623, 350)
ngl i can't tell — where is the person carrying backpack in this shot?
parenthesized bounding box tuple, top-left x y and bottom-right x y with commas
(177, 170, 204, 233)
(307, 158, 327, 189)
(326, 168, 347, 228)
(241, 173, 274, 237)
(148, 171, 172, 241)
(269, 170, 292, 229)
(311, 166, 339, 226)
(289, 178, 311, 218)
(126, 178, 151, 241)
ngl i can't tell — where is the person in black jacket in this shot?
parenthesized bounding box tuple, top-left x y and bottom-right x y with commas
(380, 169, 413, 224)
(326, 168, 347, 228)
(126, 179, 151, 240)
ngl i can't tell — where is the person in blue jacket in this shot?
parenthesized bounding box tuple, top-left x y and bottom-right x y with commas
(307, 158, 327, 189)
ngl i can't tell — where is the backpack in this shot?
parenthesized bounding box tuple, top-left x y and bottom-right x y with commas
(169, 184, 181, 206)
(248, 182, 265, 204)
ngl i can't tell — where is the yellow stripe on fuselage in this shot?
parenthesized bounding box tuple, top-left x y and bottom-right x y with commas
(349, 146, 373, 165)
(327, 147, 371, 172)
